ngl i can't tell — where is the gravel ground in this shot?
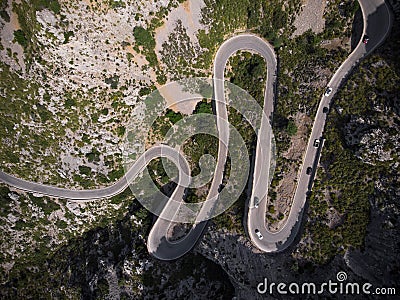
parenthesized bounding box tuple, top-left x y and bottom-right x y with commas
(292, 0, 326, 37)
(155, 0, 206, 58)
(155, 0, 207, 113)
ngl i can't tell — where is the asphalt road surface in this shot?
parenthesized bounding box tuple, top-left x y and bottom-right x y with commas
(0, 0, 392, 259)
(247, 0, 393, 252)
(148, 34, 277, 260)
(0, 145, 191, 200)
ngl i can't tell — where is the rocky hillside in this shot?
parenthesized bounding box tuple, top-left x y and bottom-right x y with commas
(0, 0, 399, 298)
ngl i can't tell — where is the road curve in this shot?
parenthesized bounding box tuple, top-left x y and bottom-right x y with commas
(147, 34, 276, 260)
(0, 0, 393, 259)
(0, 145, 191, 201)
(247, 0, 393, 252)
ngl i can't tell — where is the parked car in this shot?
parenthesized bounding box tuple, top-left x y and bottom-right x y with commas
(254, 197, 260, 208)
(323, 106, 329, 113)
(306, 167, 313, 175)
(363, 35, 369, 44)
(313, 139, 320, 148)
(325, 87, 333, 97)
(255, 229, 263, 240)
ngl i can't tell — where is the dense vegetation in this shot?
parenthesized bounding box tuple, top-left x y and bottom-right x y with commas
(299, 24, 400, 264)
(13, 29, 28, 48)
(197, 0, 301, 69)
(133, 26, 158, 67)
(0, 0, 9, 22)
(193, 0, 395, 264)
(227, 52, 267, 107)
(206, 53, 266, 231)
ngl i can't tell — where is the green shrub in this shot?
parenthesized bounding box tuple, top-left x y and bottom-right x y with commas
(109, 0, 125, 9)
(156, 72, 167, 85)
(165, 109, 182, 124)
(47, 0, 61, 14)
(86, 149, 100, 162)
(139, 87, 151, 96)
(63, 31, 74, 44)
(79, 166, 92, 176)
(0, 10, 10, 22)
(56, 219, 67, 229)
(64, 97, 76, 108)
(117, 126, 126, 137)
(193, 99, 212, 114)
(14, 29, 28, 48)
(133, 26, 155, 49)
(109, 167, 124, 181)
(37, 104, 52, 123)
(105, 75, 119, 89)
(286, 120, 297, 136)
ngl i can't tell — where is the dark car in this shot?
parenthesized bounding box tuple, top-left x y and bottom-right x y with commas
(362, 35, 369, 44)
(324, 87, 333, 97)
(306, 167, 313, 175)
(254, 197, 261, 208)
(323, 106, 329, 113)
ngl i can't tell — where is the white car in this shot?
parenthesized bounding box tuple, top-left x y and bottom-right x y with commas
(255, 229, 263, 240)
(325, 87, 333, 97)
(313, 139, 320, 148)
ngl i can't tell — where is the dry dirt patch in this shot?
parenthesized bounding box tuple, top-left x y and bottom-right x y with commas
(155, 0, 205, 57)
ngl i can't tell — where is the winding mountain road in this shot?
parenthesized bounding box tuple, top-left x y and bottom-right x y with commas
(0, 0, 392, 259)
(248, 0, 392, 252)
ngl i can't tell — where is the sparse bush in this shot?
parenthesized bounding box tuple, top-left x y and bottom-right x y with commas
(56, 219, 67, 229)
(105, 75, 119, 89)
(63, 31, 74, 44)
(117, 126, 125, 137)
(286, 120, 298, 136)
